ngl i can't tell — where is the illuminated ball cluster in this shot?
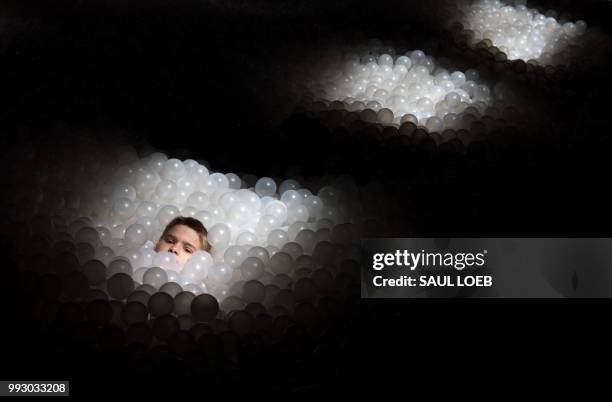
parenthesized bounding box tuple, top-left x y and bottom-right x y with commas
(296, 43, 520, 135)
(8, 138, 367, 324)
(449, 0, 588, 65)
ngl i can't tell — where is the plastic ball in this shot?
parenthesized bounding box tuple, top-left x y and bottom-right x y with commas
(240, 257, 265, 281)
(174, 291, 196, 316)
(208, 223, 231, 249)
(183, 283, 203, 295)
(210, 262, 233, 284)
(113, 198, 136, 220)
(220, 246, 245, 269)
(254, 177, 277, 197)
(242, 280, 265, 303)
(267, 229, 289, 249)
(161, 159, 186, 181)
(152, 252, 180, 271)
(122, 301, 149, 325)
(148, 292, 174, 317)
(143, 267, 169, 288)
(157, 205, 180, 227)
(107, 273, 135, 300)
(270, 252, 293, 275)
(124, 224, 147, 247)
(181, 251, 213, 284)
(247, 246, 270, 264)
(191, 294, 219, 322)
(107, 257, 132, 278)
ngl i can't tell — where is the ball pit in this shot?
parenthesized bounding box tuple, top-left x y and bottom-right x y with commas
(3, 135, 368, 359)
(294, 40, 523, 140)
(447, 0, 589, 66)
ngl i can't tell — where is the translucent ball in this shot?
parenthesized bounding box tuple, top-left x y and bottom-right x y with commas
(183, 283, 203, 295)
(148, 292, 174, 317)
(228, 203, 249, 224)
(152, 252, 180, 271)
(264, 201, 288, 224)
(236, 231, 257, 246)
(140, 247, 155, 266)
(124, 224, 147, 247)
(111, 224, 127, 240)
(157, 205, 180, 227)
(247, 246, 270, 265)
(377, 108, 394, 124)
(288, 222, 309, 240)
(280, 190, 303, 208)
(112, 184, 137, 201)
(132, 266, 149, 283)
(267, 229, 289, 249)
(219, 191, 239, 210)
(143, 267, 169, 288)
(187, 192, 209, 210)
(210, 262, 233, 284)
(465, 68, 479, 82)
(165, 269, 180, 283)
(254, 177, 277, 197)
(82, 260, 106, 285)
(96, 227, 112, 246)
(450, 71, 466, 87)
(240, 257, 265, 281)
(161, 158, 186, 181)
(269, 252, 293, 275)
(123, 301, 149, 325)
(303, 195, 323, 217)
(237, 190, 261, 212)
(210, 284, 229, 301)
(113, 198, 136, 220)
(75, 227, 100, 248)
(107, 257, 133, 277)
(220, 296, 245, 313)
(107, 273, 135, 300)
(181, 250, 213, 282)
(174, 291, 196, 316)
(279, 179, 300, 195)
(223, 246, 247, 269)
(210, 173, 229, 189)
(146, 152, 168, 173)
(287, 205, 309, 225)
(123, 248, 144, 268)
(295, 229, 317, 252)
(207, 223, 231, 249)
(425, 116, 444, 133)
(159, 282, 183, 297)
(281, 242, 303, 260)
(191, 294, 219, 322)
(194, 211, 215, 229)
(225, 173, 241, 190)
(136, 201, 157, 218)
(155, 180, 177, 202)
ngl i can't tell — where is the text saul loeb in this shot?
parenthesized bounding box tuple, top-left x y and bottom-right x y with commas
(370, 250, 493, 288)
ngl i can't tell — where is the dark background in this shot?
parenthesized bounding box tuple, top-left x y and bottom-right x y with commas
(1, 0, 612, 393)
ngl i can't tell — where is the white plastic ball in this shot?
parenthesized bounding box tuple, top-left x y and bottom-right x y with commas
(254, 177, 277, 197)
(207, 223, 231, 249)
(143, 267, 169, 288)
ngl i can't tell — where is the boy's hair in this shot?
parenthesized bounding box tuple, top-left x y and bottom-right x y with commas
(159, 216, 211, 252)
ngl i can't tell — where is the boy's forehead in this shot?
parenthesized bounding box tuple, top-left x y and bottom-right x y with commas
(166, 224, 200, 244)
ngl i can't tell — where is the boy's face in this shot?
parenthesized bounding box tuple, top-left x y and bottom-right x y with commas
(155, 224, 202, 265)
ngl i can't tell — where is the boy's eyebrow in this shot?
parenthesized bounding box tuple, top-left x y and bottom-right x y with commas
(164, 234, 177, 240)
(183, 241, 195, 250)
